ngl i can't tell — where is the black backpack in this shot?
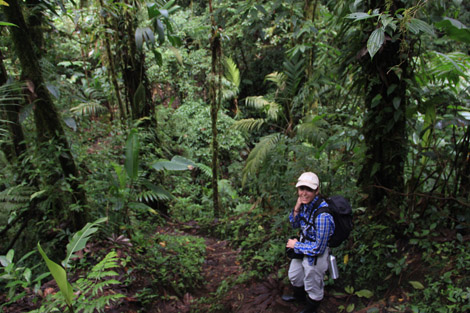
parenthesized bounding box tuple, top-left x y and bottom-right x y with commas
(313, 196, 353, 248)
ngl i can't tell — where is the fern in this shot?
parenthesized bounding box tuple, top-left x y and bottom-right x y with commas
(32, 251, 125, 313)
(0, 185, 36, 215)
(224, 57, 241, 88)
(232, 118, 265, 132)
(265, 71, 286, 90)
(245, 96, 270, 110)
(70, 101, 108, 117)
(242, 132, 282, 185)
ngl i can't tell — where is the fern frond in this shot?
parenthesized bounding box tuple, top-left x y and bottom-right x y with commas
(265, 72, 286, 89)
(245, 96, 270, 109)
(266, 101, 282, 121)
(224, 57, 240, 88)
(0, 185, 36, 212)
(232, 118, 265, 132)
(195, 162, 213, 178)
(70, 101, 108, 117)
(242, 132, 281, 185)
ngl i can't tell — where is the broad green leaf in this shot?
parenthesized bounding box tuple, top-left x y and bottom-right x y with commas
(356, 289, 374, 298)
(407, 18, 435, 36)
(23, 268, 32, 283)
(0, 0, 10, 6)
(0, 22, 17, 27)
(134, 83, 146, 115)
(135, 27, 155, 50)
(6, 249, 14, 264)
(152, 155, 196, 171)
(62, 217, 108, 269)
(347, 303, 355, 312)
(30, 190, 46, 200)
(155, 19, 165, 44)
(125, 129, 140, 181)
(409, 281, 425, 289)
(345, 285, 354, 294)
(367, 28, 385, 58)
(435, 17, 470, 44)
(345, 12, 375, 21)
(159, 9, 169, 18)
(153, 49, 163, 66)
(38, 243, 74, 307)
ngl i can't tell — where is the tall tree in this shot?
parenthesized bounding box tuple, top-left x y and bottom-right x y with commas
(340, 0, 411, 211)
(3, 0, 89, 230)
(209, 0, 222, 216)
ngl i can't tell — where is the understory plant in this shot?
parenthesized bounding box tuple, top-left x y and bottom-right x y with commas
(34, 217, 125, 313)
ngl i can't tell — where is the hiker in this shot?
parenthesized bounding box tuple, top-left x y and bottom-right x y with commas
(282, 172, 335, 313)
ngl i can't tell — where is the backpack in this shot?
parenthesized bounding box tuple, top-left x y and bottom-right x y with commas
(313, 195, 353, 248)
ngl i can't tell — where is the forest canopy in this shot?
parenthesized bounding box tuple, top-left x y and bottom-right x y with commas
(1, 0, 469, 312)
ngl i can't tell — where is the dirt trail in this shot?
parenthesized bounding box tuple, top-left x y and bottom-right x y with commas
(153, 223, 337, 313)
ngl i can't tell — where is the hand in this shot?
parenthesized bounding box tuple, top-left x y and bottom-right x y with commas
(286, 238, 298, 249)
(293, 197, 302, 216)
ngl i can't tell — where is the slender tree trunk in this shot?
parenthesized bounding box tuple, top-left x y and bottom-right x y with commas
(209, 0, 221, 217)
(120, 3, 153, 120)
(3, 0, 88, 231)
(97, 0, 126, 120)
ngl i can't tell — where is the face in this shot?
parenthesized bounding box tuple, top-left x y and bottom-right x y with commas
(297, 186, 317, 204)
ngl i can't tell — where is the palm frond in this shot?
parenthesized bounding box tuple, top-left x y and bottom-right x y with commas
(427, 51, 470, 85)
(141, 179, 173, 201)
(283, 54, 305, 97)
(296, 115, 330, 146)
(242, 132, 281, 185)
(232, 118, 265, 132)
(70, 101, 108, 117)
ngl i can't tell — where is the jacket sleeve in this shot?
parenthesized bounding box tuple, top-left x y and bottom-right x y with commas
(294, 212, 334, 256)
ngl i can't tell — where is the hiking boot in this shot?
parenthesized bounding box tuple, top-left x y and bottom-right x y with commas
(299, 296, 320, 313)
(281, 285, 306, 302)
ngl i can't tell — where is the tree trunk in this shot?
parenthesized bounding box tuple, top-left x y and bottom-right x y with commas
(209, 0, 221, 217)
(3, 0, 88, 231)
(0, 53, 27, 164)
(357, 0, 409, 212)
(120, 4, 153, 120)
(97, 0, 126, 120)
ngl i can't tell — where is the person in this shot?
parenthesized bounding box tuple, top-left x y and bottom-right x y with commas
(282, 172, 335, 313)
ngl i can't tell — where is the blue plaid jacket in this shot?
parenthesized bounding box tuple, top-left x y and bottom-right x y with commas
(289, 196, 335, 265)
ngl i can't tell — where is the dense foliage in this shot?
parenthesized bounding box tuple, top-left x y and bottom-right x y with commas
(1, 0, 469, 312)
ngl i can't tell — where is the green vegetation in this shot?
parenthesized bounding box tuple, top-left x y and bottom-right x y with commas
(1, 0, 469, 312)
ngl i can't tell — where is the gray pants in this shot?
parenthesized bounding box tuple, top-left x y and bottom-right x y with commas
(288, 251, 329, 301)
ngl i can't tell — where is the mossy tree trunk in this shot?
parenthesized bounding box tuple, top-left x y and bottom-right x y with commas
(120, 3, 153, 120)
(97, 0, 126, 120)
(0, 52, 27, 164)
(3, 0, 89, 231)
(357, 0, 409, 214)
(209, 0, 221, 217)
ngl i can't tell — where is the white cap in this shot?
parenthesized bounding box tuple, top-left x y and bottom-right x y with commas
(295, 172, 319, 190)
